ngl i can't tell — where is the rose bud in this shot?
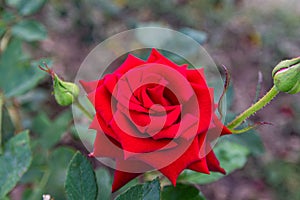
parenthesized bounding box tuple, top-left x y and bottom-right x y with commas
(272, 57, 300, 94)
(52, 74, 80, 106)
(39, 63, 79, 106)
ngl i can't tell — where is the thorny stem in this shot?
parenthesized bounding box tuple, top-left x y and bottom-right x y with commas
(230, 122, 272, 134)
(227, 86, 279, 130)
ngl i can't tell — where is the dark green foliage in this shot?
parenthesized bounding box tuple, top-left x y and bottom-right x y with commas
(115, 178, 160, 200)
(162, 184, 206, 200)
(65, 152, 98, 200)
(0, 131, 32, 198)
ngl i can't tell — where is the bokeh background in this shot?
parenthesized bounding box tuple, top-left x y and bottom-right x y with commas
(1, 0, 300, 199)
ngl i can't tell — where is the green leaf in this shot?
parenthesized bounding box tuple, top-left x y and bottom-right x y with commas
(178, 140, 250, 185)
(11, 20, 47, 41)
(224, 131, 265, 156)
(0, 93, 3, 154)
(5, 0, 46, 16)
(18, 0, 47, 16)
(0, 11, 16, 24)
(0, 39, 50, 97)
(1, 106, 15, 145)
(0, 38, 22, 69)
(65, 152, 97, 200)
(5, 0, 22, 8)
(115, 178, 160, 200)
(12, 59, 50, 97)
(32, 110, 72, 149)
(95, 168, 112, 200)
(162, 184, 206, 200)
(0, 130, 32, 198)
(114, 176, 139, 196)
(19, 147, 45, 184)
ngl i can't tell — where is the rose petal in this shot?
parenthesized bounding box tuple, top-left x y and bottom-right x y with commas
(103, 73, 119, 94)
(128, 109, 151, 127)
(110, 111, 177, 156)
(87, 85, 120, 140)
(133, 105, 181, 134)
(146, 105, 181, 135)
(139, 85, 155, 108)
(147, 49, 186, 76)
(147, 84, 172, 106)
(178, 113, 201, 140)
(80, 79, 102, 93)
(213, 114, 232, 136)
(112, 170, 141, 192)
(94, 113, 118, 140)
(188, 158, 210, 174)
(93, 131, 123, 158)
(206, 145, 226, 174)
(207, 114, 232, 142)
(89, 116, 101, 130)
(191, 84, 213, 134)
(114, 54, 146, 75)
(151, 113, 198, 140)
(186, 68, 207, 85)
(163, 87, 180, 105)
(89, 85, 113, 124)
(158, 137, 201, 185)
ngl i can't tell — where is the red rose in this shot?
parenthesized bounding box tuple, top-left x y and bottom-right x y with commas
(80, 49, 231, 192)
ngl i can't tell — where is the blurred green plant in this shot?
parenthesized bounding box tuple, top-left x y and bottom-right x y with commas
(0, 131, 31, 199)
(0, 1, 56, 199)
(264, 160, 300, 200)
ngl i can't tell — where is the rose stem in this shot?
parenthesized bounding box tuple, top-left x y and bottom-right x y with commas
(227, 86, 279, 130)
(74, 100, 93, 120)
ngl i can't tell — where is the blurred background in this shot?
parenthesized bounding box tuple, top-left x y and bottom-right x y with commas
(1, 0, 300, 199)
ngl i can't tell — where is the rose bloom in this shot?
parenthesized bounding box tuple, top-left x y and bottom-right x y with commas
(80, 49, 231, 192)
